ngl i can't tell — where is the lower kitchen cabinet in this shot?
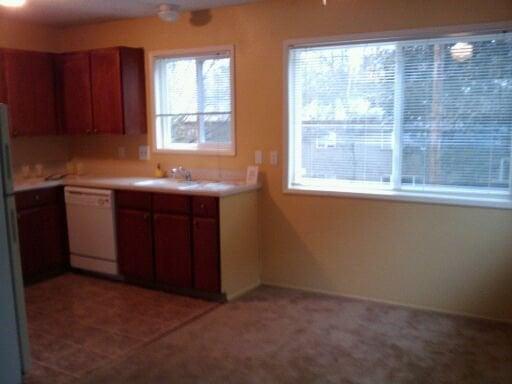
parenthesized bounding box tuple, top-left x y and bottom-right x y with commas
(15, 187, 68, 284)
(40, 204, 67, 271)
(190, 196, 220, 293)
(193, 217, 220, 293)
(115, 190, 259, 300)
(17, 208, 44, 281)
(154, 213, 192, 289)
(116, 208, 154, 282)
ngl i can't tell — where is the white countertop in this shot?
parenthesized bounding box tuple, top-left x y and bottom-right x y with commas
(13, 175, 261, 197)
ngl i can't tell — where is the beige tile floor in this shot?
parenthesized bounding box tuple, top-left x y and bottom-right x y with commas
(23, 273, 218, 383)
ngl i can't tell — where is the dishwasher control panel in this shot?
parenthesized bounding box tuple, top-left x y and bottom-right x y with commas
(65, 187, 113, 208)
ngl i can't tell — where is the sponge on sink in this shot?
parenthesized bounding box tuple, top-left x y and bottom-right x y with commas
(154, 163, 166, 178)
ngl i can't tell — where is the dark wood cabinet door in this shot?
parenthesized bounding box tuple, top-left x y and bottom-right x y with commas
(4, 50, 57, 136)
(154, 213, 192, 289)
(119, 48, 147, 135)
(39, 204, 67, 271)
(4, 50, 35, 136)
(56, 52, 93, 135)
(90, 48, 124, 134)
(16, 188, 68, 283)
(17, 208, 44, 282)
(31, 52, 58, 135)
(116, 209, 154, 282)
(193, 217, 220, 293)
(0, 50, 6, 104)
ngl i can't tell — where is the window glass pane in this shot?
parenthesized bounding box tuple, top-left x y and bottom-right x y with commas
(401, 38, 512, 191)
(292, 44, 396, 187)
(203, 113, 231, 144)
(203, 58, 231, 113)
(165, 59, 198, 115)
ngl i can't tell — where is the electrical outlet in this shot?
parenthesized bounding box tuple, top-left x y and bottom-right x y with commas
(270, 150, 279, 165)
(139, 145, 150, 160)
(255, 150, 263, 165)
(118, 147, 126, 159)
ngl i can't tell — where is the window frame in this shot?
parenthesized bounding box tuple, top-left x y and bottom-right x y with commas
(149, 45, 236, 156)
(283, 22, 512, 209)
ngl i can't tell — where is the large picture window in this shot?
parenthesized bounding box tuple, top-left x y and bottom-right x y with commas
(286, 31, 512, 208)
(152, 47, 235, 155)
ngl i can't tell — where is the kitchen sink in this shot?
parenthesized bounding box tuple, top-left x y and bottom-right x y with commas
(132, 179, 198, 187)
(179, 182, 234, 191)
(131, 179, 237, 191)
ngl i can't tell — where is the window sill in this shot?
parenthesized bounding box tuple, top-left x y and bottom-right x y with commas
(284, 184, 512, 210)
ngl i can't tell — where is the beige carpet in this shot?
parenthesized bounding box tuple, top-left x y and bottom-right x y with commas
(74, 285, 512, 384)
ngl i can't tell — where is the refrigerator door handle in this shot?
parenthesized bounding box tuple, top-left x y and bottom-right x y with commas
(0, 105, 14, 194)
(9, 204, 17, 245)
(3, 142, 13, 192)
(4, 143, 12, 179)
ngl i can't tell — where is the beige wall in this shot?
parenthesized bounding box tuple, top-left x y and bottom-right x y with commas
(4, 0, 512, 320)
(0, 17, 58, 51)
(220, 191, 260, 300)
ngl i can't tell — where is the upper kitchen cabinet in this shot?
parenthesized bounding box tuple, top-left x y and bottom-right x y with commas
(90, 47, 147, 135)
(55, 52, 94, 135)
(1, 46, 146, 136)
(2, 49, 58, 137)
(0, 51, 6, 104)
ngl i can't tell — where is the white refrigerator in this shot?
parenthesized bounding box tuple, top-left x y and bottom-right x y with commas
(0, 103, 30, 383)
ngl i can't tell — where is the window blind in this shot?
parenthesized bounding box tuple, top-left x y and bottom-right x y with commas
(288, 32, 512, 202)
(153, 51, 233, 152)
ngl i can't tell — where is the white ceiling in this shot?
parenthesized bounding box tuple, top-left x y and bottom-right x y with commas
(0, 0, 259, 26)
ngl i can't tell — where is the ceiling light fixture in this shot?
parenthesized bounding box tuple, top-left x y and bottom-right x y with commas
(158, 4, 180, 23)
(0, 0, 26, 7)
(451, 42, 474, 62)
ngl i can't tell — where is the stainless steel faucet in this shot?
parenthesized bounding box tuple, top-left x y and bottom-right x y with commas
(170, 166, 192, 181)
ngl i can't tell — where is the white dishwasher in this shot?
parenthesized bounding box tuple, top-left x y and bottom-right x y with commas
(65, 187, 118, 276)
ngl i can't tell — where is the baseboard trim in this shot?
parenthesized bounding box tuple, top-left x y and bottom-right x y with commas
(261, 280, 512, 325)
(225, 281, 262, 301)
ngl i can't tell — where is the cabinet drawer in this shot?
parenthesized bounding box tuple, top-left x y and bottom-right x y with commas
(153, 194, 190, 215)
(116, 190, 151, 211)
(192, 196, 218, 218)
(15, 187, 59, 210)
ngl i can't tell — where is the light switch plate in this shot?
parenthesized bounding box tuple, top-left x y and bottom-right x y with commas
(270, 150, 279, 165)
(255, 150, 263, 165)
(139, 145, 150, 160)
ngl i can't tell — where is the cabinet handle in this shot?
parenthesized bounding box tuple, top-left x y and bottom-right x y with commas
(34, 195, 40, 201)
(200, 203, 205, 210)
